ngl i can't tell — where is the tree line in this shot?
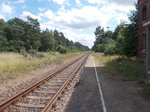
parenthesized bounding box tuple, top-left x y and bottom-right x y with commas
(0, 16, 89, 54)
(92, 5, 137, 57)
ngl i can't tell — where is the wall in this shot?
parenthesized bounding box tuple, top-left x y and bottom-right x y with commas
(137, 0, 150, 60)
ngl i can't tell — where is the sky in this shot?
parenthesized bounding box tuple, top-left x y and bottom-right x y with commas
(0, 0, 137, 48)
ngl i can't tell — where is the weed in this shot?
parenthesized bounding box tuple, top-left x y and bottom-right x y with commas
(93, 53, 146, 82)
(53, 56, 62, 64)
(0, 52, 82, 83)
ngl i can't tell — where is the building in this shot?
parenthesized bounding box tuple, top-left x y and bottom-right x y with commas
(137, 0, 150, 60)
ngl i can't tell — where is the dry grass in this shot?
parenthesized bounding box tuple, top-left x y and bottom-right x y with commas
(57, 52, 84, 60)
(93, 53, 145, 82)
(0, 52, 82, 83)
(93, 53, 119, 66)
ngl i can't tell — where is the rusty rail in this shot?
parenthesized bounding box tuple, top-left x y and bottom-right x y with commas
(42, 54, 88, 112)
(0, 53, 89, 111)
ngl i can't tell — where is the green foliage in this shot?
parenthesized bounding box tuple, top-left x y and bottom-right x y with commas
(107, 57, 145, 81)
(121, 24, 137, 56)
(28, 49, 38, 57)
(103, 38, 116, 55)
(39, 29, 56, 51)
(0, 17, 89, 53)
(92, 4, 137, 57)
(57, 45, 68, 54)
(0, 36, 9, 52)
(94, 38, 116, 54)
(93, 53, 145, 82)
(53, 56, 62, 64)
(92, 26, 105, 51)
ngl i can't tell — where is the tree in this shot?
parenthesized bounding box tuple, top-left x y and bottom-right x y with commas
(103, 38, 116, 55)
(104, 31, 113, 38)
(39, 30, 56, 51)
(92, 26, 105, 51)
(57, 45, 68, 54)
(26, 16, 41, 50)
(0, 17, 89, 53)
(92, 4, 138, 57)
(116, 5, 138, 56)
(0, 19, 9, 51)
(122, 6, 138, 57)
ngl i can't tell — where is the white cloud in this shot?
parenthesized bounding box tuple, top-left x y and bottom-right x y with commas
(40, 23, 55, 30)
(51, 5, 127, 29)
(87, 0, 104, 4)
(38, 8, 45, 12)
(41, 3, 132, 47)
(87, 0, 137, 6)
(116, 13, 129, 23)
(0, 15, 3, 19)
(34, 3, 132, 47)
(39, 9, 55, 20)
(14, 0, 25, 4)
(75, 0, 82, 5)
(21, 11, 41, 20)
(19, 0, 137, 48)
(48, 0, 66, 5)
(38, 0, 44, 2)
(62, 29, 95, 48)
(0, 3, 13, 19)
(54, 6, 103, 29)
(0, 3, 12, 14)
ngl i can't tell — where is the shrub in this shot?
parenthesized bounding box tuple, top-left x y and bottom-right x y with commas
(36, 52, 45, 58)
(104, 39, 116, 55)
(28, 49, 37, 57)
(20, 49, 28, 57)
(57, 45, 68, 54)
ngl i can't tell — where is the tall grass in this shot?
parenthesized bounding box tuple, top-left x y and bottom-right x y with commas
(0, 52, 82, 83)
(93, 53, 146, 82)
(56, 52, 84, 60)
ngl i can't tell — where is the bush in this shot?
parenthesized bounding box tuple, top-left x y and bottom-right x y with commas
(93, 53, 145, 82)
(104, 39, 116, 55)
(95, 44, 104, 52)
(53, 56, 62, 64)
(94, 38, 117, 54)
(20, 49, 28, 57)
(28, 49, 37, 57)
(36, 52, 45, 58)
(57, 45, 68, 54)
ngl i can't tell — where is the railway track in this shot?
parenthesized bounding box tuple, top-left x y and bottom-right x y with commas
(0, 53, 89, 112)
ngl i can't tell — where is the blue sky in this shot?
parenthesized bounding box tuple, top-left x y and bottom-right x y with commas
(0, 0, 137, 48)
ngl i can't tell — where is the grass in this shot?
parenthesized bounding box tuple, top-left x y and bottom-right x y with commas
(93, 53, 150, 97)
(0, 52, 83, 83)
(93, 53, 146, 82)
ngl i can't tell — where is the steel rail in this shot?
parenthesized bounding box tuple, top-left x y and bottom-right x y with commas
(42, 54, 88, 112)
(0, 53, 88, 111)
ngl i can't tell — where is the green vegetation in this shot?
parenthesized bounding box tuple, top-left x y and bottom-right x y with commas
(0, 52, 83, 83)
(93, 53, 145, 82)
(91, 5, 144, 81)
(0, 16, 88, 83)
(92, 5, 137, 57)
(0, 16, 89, 54)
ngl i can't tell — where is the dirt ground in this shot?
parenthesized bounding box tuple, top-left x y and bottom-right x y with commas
(97, 69, 150, 112)
(64, 56, 150, 112)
